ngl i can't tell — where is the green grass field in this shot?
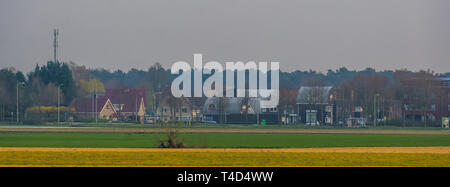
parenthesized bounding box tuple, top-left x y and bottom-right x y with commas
(0, 132, 449, 148)
(1, 129, 449, 166)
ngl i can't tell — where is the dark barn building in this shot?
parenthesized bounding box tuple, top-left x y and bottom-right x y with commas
(203, 97, 279, 124)
(296, 86, 336, 125)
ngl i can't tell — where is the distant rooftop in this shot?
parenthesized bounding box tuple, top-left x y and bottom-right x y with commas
(440, 77, 450, 81)
(296, 86, 333, 104)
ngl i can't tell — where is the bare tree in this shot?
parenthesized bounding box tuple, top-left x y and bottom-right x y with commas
(301, 78, 327, 125)
(217, 97, 228, 124)
(278, 86, 298, 124)
(393, 70, 440, 127)
(338, 74, 388, 125)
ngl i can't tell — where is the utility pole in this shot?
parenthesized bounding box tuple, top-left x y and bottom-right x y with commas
(135, 95, 138, 122)
(95, 82, 98, 124)
(153, 94, 156, 120)
(53, 28, 61, 124)
(57, 83, 63, 124)
(374, 94, 379, 128)
(16, 82, 24, 124)
(17, 83, 19, 124)
(92, 81, 94, 121)
(58, 85, 60, 124)
(257, 106, 260, 125)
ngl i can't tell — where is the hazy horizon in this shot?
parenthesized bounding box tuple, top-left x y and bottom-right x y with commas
(1, 0, 449, 73)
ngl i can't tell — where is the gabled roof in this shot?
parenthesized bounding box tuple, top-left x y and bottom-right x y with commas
(296, 86, 333, 104)
(70, 89, 146, 113)
(105, 89, 146, 113)
(441, 77, 450, 81)
(99, 98, 117, 114)
(203, 97, 262, 115)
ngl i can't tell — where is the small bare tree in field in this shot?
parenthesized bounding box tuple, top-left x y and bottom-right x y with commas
(158, 122, 185, 148)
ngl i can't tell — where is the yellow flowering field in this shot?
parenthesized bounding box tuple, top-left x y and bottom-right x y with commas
(0, 147, 448, 167)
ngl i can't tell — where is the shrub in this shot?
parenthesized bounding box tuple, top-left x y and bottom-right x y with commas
(158, 123, 185, 148)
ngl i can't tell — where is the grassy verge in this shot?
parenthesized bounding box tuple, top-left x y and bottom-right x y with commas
(0, 122, 448, 131)
(0, 132, 449, 148)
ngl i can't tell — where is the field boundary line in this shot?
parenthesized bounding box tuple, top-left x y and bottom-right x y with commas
(0, 147, 449, 154)
(0, 128, 449, 135)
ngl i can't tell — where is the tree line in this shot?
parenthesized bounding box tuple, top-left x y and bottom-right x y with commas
(0, 61, 448, 124)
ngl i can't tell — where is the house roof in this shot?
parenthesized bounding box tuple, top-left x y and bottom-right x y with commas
(70, 89, 146, 113)
(104, 89, 146, 113)
(440, 77, 450, 81)
(296, 86, 333, 104)
(203, 97, 262, 115)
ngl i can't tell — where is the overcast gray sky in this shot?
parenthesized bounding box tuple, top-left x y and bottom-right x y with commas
(1, 0, 449, 73)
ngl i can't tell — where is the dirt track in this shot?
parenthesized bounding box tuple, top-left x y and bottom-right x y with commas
(0, 127, 449, 135)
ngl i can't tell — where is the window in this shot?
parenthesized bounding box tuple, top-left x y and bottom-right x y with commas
(404, 104, 409, 111)
(448, 104, 450, 112)
(181, 108, 187, 113)
(269, 107, 278, 112)
(306, 110, 317, 125)
(325, 106, 333, 113)
(355, 106, 363, 112)
(162, 107, 167, 113)
(208, 104, 216, 110)
(192, 110, 200, 117)
(431, 104, 436, 111)
(113, 104, 124, 111)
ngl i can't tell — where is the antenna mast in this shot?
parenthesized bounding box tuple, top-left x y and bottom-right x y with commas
(53, 29, 59, 62)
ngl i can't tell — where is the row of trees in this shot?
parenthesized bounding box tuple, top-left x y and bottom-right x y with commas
(0, 62, 73, 122)
(0, 68, 25, 121)
(0, 62, 172, 121)
(287, 69, 446, 126)
(0, 61, 99, 122)
(1, 60, 447, 125)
